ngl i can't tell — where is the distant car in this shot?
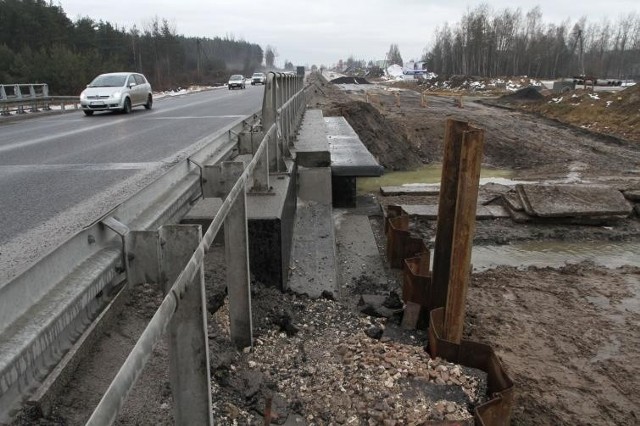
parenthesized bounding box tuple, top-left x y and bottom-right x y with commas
(228, 74, 246, 90)
(80, 72, 152, 116)
(251, 72, 266, 85)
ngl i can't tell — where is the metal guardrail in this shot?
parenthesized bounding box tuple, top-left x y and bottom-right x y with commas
(0, 83, 80, 115)
(0, 72, 307, 424)
(87, 72, 307, 425)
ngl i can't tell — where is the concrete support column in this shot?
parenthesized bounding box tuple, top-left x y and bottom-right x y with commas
(159, 225, 213, 426)
(222, 162, 253, 349)
(252, 132, 270, 192)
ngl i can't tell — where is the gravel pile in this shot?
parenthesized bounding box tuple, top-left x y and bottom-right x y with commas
(208, 285, 486, 425)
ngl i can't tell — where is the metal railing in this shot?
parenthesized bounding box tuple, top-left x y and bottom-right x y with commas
(0, 83, 79, 115)
(87, 71, 307, 425)
(0, 72, 308, 423)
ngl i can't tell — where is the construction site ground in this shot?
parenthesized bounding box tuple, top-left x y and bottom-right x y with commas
(14, 76, 640, 425)
(308, 75, 640, 424)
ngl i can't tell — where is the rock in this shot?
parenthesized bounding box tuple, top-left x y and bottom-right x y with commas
(365, 326, 384, 340)
(321, 290, 336, 300)
(224, 402, 241, 419)
(275, 312, 300, 336)
(446, 402, 456, 414)
(359, 294, 399, 318)
(382, 290, 403, 309)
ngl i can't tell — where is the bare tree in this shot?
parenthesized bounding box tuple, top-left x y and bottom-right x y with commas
(424, 5, 640, 79)
(265, 45, 277, 68)
(387, 43, 403, 66)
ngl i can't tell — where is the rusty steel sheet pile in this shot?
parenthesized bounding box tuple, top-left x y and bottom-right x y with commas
(383, 119, 515, 425)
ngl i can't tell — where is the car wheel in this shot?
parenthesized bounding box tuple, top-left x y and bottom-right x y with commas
(83, 110, 94, 116)
(144, 94, 153, 110)
(122, 98, 132, 114)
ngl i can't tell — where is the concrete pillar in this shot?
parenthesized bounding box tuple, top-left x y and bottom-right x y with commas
(159, 225, 213, 426)
(222, 162, 253, 349)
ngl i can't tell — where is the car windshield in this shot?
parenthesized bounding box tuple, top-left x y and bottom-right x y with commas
(88, 74, 127, 88)
(252, 73, 264, 77)
(229, 75, 243, 81)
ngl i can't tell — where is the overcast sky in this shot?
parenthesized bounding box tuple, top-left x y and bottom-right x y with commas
(57, 0, 638, 67)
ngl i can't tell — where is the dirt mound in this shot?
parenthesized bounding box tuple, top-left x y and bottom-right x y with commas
(330, 76, 371, 85)
(611, 83, 640, 111)
(334, 101, 422, 170)
(500, 87, 544, 101)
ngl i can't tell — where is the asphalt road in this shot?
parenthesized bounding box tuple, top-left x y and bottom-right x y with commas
(0, 85, 263, 281)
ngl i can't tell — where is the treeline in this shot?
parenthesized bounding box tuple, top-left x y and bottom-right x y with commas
(424, 5, 640, 79)
(0, 0, 264, 93)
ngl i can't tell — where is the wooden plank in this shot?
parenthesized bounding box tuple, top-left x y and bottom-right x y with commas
(444, 126, 484, 344)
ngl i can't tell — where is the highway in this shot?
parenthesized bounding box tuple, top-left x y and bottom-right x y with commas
(0, 85, 263, 282)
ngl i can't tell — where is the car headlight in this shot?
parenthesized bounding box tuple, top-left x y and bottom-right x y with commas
(80, 92, 87, 100)
(112, 91, 122, 100)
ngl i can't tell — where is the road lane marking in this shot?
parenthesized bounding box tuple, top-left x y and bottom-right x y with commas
(0, 118, 130, 154)
(0, 162, 165, 172)
(145, 115, 246, 120)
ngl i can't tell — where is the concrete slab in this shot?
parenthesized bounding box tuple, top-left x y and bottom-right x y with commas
(292, 110, 330, 167)
(298, 167, 332, 204)
(399, 204, 508, 220)
(181, 197, 224, 243)
(288, 200, 338, 298)
(247, 162, 297, 289)
(502, 192, 524, 211)
(380, 185, 440, 196)
(324, 117, 383, 177)
(516, 184, 632, 217)
(334, 211, 388, 294)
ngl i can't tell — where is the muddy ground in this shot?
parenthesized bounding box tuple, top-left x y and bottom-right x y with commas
(309, 74, 640, 424)
(15, 75, 640, 425)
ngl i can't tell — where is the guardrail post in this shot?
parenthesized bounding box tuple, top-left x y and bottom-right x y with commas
(15, 85, 25, 114)
(222, 161, 253, 348)
(262, 73, 281, 171)
(159, 225, 213, 425)
(250, 130, 270, 192)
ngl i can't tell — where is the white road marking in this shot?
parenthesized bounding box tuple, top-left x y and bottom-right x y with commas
(0, 118, 130, 154)
(145, 115, 245, 120)
(0, 162, 165, 172)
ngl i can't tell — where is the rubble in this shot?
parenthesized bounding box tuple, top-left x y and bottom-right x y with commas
(209, 288, 487, 425)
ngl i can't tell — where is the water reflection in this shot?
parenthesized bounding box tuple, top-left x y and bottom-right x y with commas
(472, 240, 640, 272)
(357, 163, 513, 193)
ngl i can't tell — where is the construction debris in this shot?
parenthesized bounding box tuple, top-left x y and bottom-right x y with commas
(503, 184, 632, 223)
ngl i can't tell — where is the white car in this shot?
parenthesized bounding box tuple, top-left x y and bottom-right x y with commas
(228, 74, 246, 90)
(80, 72, 152, 116)
(251, 72, 266, 85)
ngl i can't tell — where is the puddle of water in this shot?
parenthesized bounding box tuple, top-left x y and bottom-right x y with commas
(357, 164, 513, 193)
(472, 240, 640, 272)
